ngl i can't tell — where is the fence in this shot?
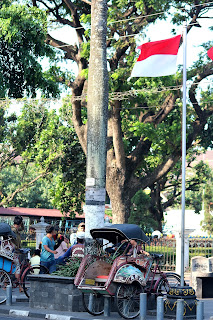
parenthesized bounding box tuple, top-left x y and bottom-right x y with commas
(145, 237, 213, 271)
(19, 231, 213, 271)
(145, 238, 176, 271)
(189, 238, 213, 268)
(21, 231, 36, 251)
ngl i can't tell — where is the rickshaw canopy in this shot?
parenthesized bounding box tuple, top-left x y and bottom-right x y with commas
(0, 223, 16, 238)
(90, 224, 149, 244)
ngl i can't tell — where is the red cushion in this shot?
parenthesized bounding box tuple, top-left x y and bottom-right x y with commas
(96, 275, 108, 279)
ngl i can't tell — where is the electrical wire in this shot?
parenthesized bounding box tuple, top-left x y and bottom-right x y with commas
(48, 1, 213, 49)
(0, 80, 212, 111)
(0, 80, 211, 103)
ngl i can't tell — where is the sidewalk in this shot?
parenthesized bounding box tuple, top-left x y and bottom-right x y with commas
(0, 288, 212, 320)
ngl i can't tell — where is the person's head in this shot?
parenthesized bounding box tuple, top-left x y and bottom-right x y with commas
(77, 231, 85, 244)
(54, 235, 64, 250)
(33, 249, 40, 257)
(130, 239, 137, 247)
(45, 225, 55, 235)
(14, 216, 24, 231)
(78, 222, 85, 232)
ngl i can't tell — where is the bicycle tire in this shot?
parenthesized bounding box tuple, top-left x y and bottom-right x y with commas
(22, 265, 49, 298)
(115, 282, 143, 319)
(156, 272, 182, 297)
(82, 292, 104, 316)
(0, 269, 12, 304)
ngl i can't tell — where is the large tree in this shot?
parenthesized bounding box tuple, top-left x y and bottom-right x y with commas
(1, 1, 213, 224)
(0, 104, 86, 215)
(25, 0, 213, 224)
(0, 2, 61, 98)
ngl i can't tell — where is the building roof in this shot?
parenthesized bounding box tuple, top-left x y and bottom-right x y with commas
(195, 150, 213, 168)
(0, 207, 83, 219)
(0, 206, 111, 219)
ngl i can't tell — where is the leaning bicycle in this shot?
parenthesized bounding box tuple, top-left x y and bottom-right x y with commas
(0, 222, 48, 302)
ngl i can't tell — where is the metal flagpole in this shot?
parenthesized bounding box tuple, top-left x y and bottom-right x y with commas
(181, 21, 187, 287)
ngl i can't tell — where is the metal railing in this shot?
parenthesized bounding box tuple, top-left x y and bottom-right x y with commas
(145, 238, 176, 271)
(189, 238, 213, 268)
(145, 237, 213, 271)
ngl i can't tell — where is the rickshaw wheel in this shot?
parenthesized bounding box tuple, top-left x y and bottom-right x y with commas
(22, 265, 49, 298)
(82, 292, 104, 316)
(156, 273, 181, 297)
(115, 282, 143, 319)
(0, 269, 12, 304)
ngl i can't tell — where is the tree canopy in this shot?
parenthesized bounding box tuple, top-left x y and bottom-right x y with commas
(0, 103, 86, 215)
(1, 0, 213, 226)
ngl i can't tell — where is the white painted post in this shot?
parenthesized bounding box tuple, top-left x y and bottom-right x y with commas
(157, 296, 164, 320)
(32, 217, 49, 249)
(176, 228, 194, 275)
(140, 293, 147, 320)
(6, 285, 12, 305)
(176, 299, 184, 320)
(196, 300, 204, 320)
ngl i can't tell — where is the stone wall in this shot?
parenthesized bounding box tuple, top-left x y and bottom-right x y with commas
(191, 256, 213, 298)
(28, 274, 83, 312)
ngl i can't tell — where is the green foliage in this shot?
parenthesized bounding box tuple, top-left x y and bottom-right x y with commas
(0, 3, 59, 98)
(201, 183, 213, 234)
(129, 189, 158, 232)
(0, 103, 86, 216)
(53, 257, 82, 277)
(0, 165, 55, 208)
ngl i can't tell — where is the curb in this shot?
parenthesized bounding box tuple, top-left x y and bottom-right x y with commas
(0, 308, 98, 320)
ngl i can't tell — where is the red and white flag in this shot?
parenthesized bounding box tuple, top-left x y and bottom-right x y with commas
(131, 35, 181, 77)
(207, 47, 213, 60)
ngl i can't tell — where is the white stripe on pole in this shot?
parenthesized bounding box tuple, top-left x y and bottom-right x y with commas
(181, 21, 187, 287)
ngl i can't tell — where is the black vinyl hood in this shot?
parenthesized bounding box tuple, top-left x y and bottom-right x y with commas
(90, 224, 149, 244)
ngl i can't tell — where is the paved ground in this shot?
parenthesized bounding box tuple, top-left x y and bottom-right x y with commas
(0, 275, 212, 320)
(0, 291, 212, 320)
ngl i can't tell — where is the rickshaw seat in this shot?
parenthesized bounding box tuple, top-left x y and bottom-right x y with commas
(95, 275, 108, 283)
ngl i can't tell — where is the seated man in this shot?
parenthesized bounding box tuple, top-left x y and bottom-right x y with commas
(56, 232, 85, 264)
(128, 239, 150, 256)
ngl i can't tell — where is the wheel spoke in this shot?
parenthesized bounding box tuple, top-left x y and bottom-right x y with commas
(116, 283, 142, 319)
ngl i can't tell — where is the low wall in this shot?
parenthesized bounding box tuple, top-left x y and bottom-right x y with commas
(28, 274, 83, 312)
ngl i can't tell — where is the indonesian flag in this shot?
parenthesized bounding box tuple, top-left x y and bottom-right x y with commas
(207, 47, 213, 60)
(131, 35, 181, 77)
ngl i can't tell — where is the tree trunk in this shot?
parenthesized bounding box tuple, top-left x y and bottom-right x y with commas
(106, 166, 131, 224)
(149, 183, 163, 231)
(84, 0, 108, 236)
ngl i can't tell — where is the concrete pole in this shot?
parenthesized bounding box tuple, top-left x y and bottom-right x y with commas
(140, 293, 147, 320)
(157, 296, 164, 320)
(84, 0, 108, 237)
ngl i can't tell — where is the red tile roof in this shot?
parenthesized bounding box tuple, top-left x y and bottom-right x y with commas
(0, 206, 111, 219)
(0, 207, 83, 218)
(195, 150, 213, 168)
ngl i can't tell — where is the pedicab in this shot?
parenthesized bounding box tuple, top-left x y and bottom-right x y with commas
(75, 224, 181, 319)
(0, 223, 17, 303)
(75, 224, 151, 319)
(0, 222, 47, 301)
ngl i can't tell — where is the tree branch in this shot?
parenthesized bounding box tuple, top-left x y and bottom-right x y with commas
(46, 34, 78, 62)
(111, 101, 126, 169)
(189, 60, 213, 120)
(0, 172, 50, 207)
(63, 0, 85, 43)
(81, 0, 91, 5)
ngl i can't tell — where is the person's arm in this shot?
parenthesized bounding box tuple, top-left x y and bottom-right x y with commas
(43, 245, 57, 255)
(138, 246, 150, 256)
(62, 241, 68, 252)
(64, 237, 70, 248)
